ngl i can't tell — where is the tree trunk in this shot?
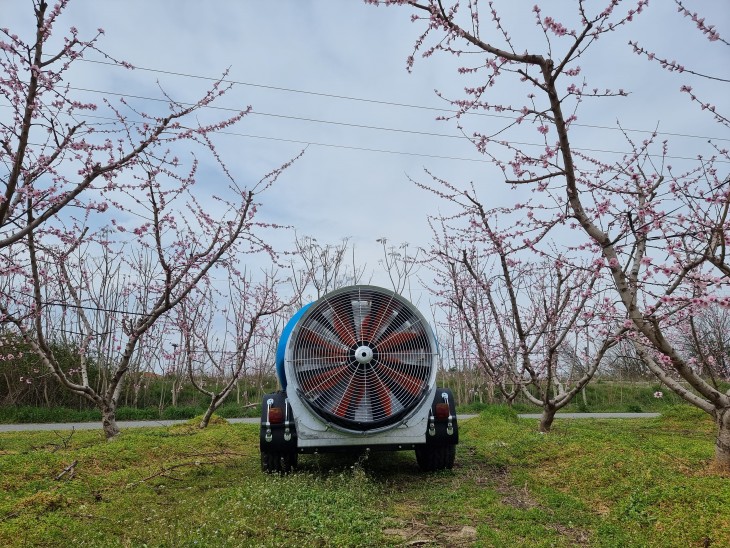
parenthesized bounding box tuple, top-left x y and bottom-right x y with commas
(158, 380, 166, 414)
(199, 392, 226, 429)
(715, 407, 730, 472)
(539, 405, 557, 433)
(102, 403, 120, 439)
(171, 379, 178, 407)
(199, 404, 216, 429)
(132, 381, 140, 408)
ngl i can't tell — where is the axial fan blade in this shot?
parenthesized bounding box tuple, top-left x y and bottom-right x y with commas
(369, 375, 392, 417)
(330, 302, 357, 345)
(299, 328, 348, 357)
(360, 296, 395, 342)
(375, 330, 423, 352)
(376, 355, 431, 375)
(374, 360, 424, 397)
(301, 364, 351, 393)
(334, 375, 365, 417)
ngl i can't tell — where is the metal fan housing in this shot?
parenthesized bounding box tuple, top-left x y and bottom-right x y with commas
(285, 285, 437, 432)
(260, 285, 458, 472)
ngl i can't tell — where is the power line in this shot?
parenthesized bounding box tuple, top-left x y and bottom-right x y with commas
(39, 300, 149, 317)
(2, 77, 726, 164)
(64, 87, 482, 141)
(220, 130, 719, 164)
(77, 58, 729, 143)
(1, 79, 725, 162)
(0, 101, 493, 163)
(41, 87, 725, 163)
(216, 132, 491, 163)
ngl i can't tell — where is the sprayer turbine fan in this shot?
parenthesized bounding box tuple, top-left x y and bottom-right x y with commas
(287, 286, 436, 431)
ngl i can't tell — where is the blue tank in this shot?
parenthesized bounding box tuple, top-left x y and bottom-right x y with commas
(275, 302, 312, 389)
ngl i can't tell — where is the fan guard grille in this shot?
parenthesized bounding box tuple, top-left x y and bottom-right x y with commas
(287, 286, 436, 430)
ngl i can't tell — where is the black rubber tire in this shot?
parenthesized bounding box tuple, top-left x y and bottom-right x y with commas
(415, 444, 456, 472)
(261, 450, 298, 474)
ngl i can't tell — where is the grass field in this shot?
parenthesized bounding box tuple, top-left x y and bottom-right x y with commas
(0, 406, 727, 547)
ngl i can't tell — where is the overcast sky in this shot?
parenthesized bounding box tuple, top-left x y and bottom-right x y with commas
(3, 0, 728, 295)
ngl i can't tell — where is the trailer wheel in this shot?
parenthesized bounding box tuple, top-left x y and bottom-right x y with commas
(415, 444, 456, 472)
(261, 449, 298, 474)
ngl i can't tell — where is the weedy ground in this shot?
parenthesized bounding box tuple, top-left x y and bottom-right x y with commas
(0, 406, 727, 547)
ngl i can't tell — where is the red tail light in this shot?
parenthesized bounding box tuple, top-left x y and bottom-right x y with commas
(268, 407, 284, 424)
(434, 403, 450, 421)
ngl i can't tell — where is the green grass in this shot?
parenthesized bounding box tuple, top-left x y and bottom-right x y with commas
(0, 406, 727, 547)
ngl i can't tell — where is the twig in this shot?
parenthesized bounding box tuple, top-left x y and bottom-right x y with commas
(125, 458, 225, 489)
(55, 460, 78, 481)
(178, 450, 246, 459)
(50, 427, 75, 453)
(0, 511, 20, 523)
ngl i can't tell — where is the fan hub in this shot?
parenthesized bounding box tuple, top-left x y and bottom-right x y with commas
(353, 345, 374, 365)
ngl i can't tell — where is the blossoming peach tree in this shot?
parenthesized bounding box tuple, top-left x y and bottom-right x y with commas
(0, 0, 297, 438)
(426, 199, 625, 432)
(368, 0, 729, 469)
(175, 268, 287, 429)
